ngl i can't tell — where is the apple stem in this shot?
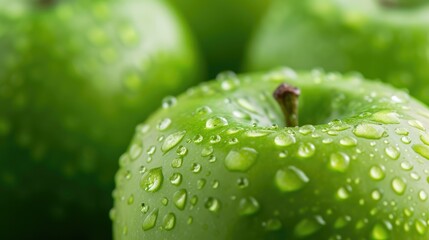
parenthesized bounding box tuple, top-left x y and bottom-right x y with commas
(273, 83, 300, 128)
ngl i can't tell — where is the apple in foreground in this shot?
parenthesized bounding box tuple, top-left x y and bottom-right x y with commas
(0, 0, 201, 238)
(168, 0, 272, 77)
(246, 0, 429, 104)
(112, 68, 429, 239)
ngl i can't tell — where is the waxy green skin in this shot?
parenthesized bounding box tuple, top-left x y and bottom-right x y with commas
(168, 0, 271, 77)
(0, 0, 201, 238)
(246, 0, 429, 104)
(113, 69, 429, 239)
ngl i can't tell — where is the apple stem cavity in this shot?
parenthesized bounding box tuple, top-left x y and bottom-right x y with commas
(273, 83, 300, 128)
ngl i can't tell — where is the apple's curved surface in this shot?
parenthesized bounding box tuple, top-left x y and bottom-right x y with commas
(246, 0, 429, 104)
(0, 0, 202, 239)
(113, 68, 429, 239)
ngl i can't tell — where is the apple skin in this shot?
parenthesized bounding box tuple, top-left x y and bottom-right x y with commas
(0, 0, 202, 239)
(245, 0, 429, 104)
(168, 0, 272, 77)
(112, 68, 429, 239)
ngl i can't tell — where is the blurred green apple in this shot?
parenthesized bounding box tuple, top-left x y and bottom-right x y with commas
(246, 0, 429, 104)
(169, 0, 272, 77)
(0, 0, 202, 238)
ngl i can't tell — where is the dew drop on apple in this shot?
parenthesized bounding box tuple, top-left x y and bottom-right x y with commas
(371, 221, 392, 240)
(371, 111, 400, 124)
(391, 177, 406, 195)
(157, 118, 172, 131)
(162, 96, 177, 109)
(299, 125, 315, 135)
(176, 146, 187, 156)
(394, 127, 409, 136)
(401, 136, 411, 144)
(412, 144, 429, 160)
(195, 106, 212, 115)
(109, 208, 116, 221)
(418, 190, 428, 201)
(161, 197, 168, 206)
(400, 161, 413, 171)
(274, 133, 296, 146)
(329, 152, 350, 172)
(209, 134, 221, 143)
(408, 120, 425, 131)
(171, 157, 183, 168)
(161, 130, 186, 153)
(353, 123, 386, 139)
(232, 110, 251, 120)
(238, 196, 260, 216)
(236, 98, 258, 113)
(169, 173, 182, 186)
(191, 163, 202, 173)
(334, 216, 351, 229)
(294, 216, 325, 238)
(201, 146, 214, 157)
(384, 146, 400, 160)
(275, 166, 309, 192)
(127, 194, 134, 205)
(237, 177, 249, 189)
(205, 116, 228, 129)
(336, 186, 351, 200)
(322, 138, 333, 144)
(339, 136, 358, 146)
(205, 197, 221, 213)
(245, 129, 273, 137)
(162, 213, 176, 231)
(371, 190, 382, 201)
(173, 189, 187, 210)
(224, 147, 258, 172)
(129, 143, 142, 161)
(197, 179, 206, 189)
(263, 218, 282, 231)
(420, 133, 429, 145)
(140, 167, 163, 192)
(415, 219, 428, 235)
(142, 208, 159, 231)
(193, 134, 204, 143)
(228, 137, 239, 145)
(297, 143, 316, 158)
(369, 165, 385, 181)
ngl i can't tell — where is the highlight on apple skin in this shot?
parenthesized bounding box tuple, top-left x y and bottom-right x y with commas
(112, 68, 429, 240)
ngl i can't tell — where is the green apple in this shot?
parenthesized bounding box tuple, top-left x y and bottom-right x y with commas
(245, 0, 429, 104)
(168, 0, 272, 77)
(0, 0, 201, 238)
(112, 68, 429, 239)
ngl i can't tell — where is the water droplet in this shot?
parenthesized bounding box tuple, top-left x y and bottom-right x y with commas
(237, 177, 249, 188)
(369, 165, 385, 181)
(147, 146, 156, 155)
(413, 144, 429, 160)
(401, 136, 411, 144)
(208, 155, 217, 163)
(408, 120, 425, 131)
(275, 166, 309, 192)
(142, 208, 159, 231)
(385, 146, 400, 160)
(162, 213, 176, 231)
(127, 194, 134, 205)
(129, 143, 142, 160)
(415, 219, 428, 235)
(329, 152, 350, 172)
(299, 125, 315, 135)
(197, 179, 206, 189)
(176, 146, 188, 156)
(294, 216, 325, 238)
(353, 123, 385, 139)
(162, 131, 186, 153)
(245, 129, 273, 137)
(173, 189, 187, 210)
(228, 137, 239, 145)
(140, 203, 149, 213)
(201, 146, 214, 157)
(193, 134, 204, 143)
(157, 118, 172, 131)
(161, 197, 168, 206)
(297, 143, 316, 158)
(322, 138, 333, 144)
(224, 147, 258, 172)
(334, 216, 351, 229)
(236, 98, 258, 113)
(191, 163, 202, 173)
(171, 157, 183, 168)
(263, 218, 282, 231)
(274, 133, 296, 146)
(371, 190, 382, 201)
(195, 106, 212, 115)
(169, 173, 182, 186)
(205, 197, 221, 213)
(336, 186, 351, 200)
(391, 177, 406, 195)
(212, 180, 219, 189)
(238, 197, 260, 216)
(140, 167, 163, 192)
(206, 116, 228, 129)
(371, 111, 400, 124)
(162, 96, 177, 109)
(339, 136, 358, 146)
(371, 221, 392, 240)
(232, 110, 251, 120)
(395, 128, 409, 136)
(419, 190, 428, 201)
(209, 135, 221, 144)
